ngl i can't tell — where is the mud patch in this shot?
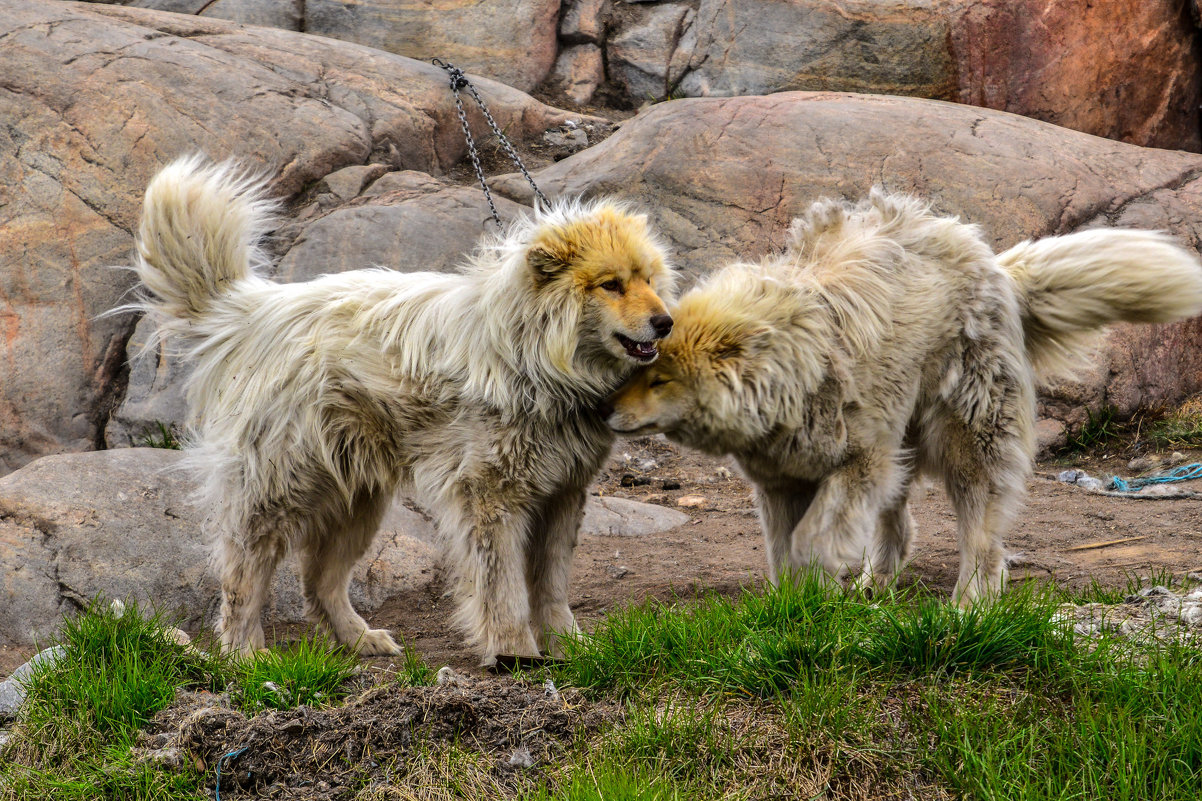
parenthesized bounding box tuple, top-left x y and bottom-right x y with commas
(138, 674, 616, 800)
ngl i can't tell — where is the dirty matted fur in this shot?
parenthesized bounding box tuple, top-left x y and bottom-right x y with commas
(130, 157, 676, 663)
(606, 190, 1202, 603)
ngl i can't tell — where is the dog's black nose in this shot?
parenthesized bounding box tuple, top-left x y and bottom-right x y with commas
(650, 314, 673, 338)
(596, 399, 614, 419)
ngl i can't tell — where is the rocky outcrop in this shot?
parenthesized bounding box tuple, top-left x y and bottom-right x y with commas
(91, 1, 1202, 151)
(85, 0, 562, 92)
(553, 0, 1201, 151)
(493, 92, 1202, 443)
(949, 0, 1202, 152)
(0, 1, 589, 475)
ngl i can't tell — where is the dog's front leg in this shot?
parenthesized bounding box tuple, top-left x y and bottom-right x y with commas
(753, 478, 818, 584)
(439, 479, 541, 666)
(787, 449, 904, 582)
(526, 487, 587, 657)
(860, 494, 916, 593)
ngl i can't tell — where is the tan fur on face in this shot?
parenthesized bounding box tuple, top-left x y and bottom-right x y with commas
(125, 157, 679, 665)
(608, 189, 1202, 606)
(529, 206, 675, 365)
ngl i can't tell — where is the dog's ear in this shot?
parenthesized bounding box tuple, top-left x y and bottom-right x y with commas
(527, 228, 579, 277)
(708, 322, 771, 389)
(713, 323, 771, 363)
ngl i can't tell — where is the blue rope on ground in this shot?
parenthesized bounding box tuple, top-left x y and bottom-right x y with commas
(214, 746, 249, 801)
(1108, 463, 1202, 492)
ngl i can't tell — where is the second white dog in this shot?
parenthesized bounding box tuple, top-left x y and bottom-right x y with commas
(606, 190, 1202, 603)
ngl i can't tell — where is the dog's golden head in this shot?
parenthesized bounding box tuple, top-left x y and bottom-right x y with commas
(603, 290, 771, 452)
(527, 201, 676, 368)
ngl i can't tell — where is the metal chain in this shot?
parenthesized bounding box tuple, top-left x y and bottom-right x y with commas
(432, 59, 549, 228)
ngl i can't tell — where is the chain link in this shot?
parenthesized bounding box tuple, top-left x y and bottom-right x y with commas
(432, 59, 549, 229)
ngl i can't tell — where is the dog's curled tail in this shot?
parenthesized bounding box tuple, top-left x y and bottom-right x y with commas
(1000, 228, 1202, 382)
(135, 156, 275, 323)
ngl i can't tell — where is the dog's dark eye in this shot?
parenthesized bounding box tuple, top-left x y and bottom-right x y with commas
(599, 279, 623, 293)
(648, 376, 672, 389)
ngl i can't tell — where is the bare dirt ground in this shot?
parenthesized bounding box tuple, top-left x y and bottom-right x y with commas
(361, 436, 1202, 677)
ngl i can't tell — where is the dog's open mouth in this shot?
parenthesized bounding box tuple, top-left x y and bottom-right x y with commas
(615, 333, 658, 361)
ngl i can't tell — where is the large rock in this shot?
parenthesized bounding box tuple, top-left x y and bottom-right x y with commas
(275, 182, 529, 283)
(493, 92, 1202, 441)
(606, 2, 694, 102)
(0, 0, 586, 476)
(597, 0, 1201, 151)
(0, 448, 437, 648)
(91, 0, 563, 92)
(582, 496, 690, 537)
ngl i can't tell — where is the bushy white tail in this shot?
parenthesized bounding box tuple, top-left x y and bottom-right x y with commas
(134, 156, 276, 323)
(999, 228, 1202, 382)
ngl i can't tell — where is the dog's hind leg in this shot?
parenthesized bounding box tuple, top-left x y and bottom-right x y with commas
(787, 449, 905, 582)
(753, 478, 818, 584)
(439, 478, 540, 666)
(526, 487, 587, 657)
(298, 491, 401, 656)
(216, 523, 288, 657)
(947, 484, 1016, 605)
(938, 430, 1027, 606)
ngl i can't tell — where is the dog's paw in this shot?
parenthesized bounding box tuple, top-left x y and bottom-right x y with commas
(354, 628, 403, 656)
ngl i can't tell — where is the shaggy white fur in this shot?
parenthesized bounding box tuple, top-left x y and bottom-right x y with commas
(129, 156, 676, 663)
(606, 190, 1202, 603)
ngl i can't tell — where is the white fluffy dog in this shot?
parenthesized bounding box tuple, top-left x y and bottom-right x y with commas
(606, 190, 1202, 603)
(131, 157, 676, 663)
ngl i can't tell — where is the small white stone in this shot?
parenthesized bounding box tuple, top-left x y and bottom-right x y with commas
(262, 681, 289, 700)
(164, 627, 191, 646)
(1180, 604, 1202, 626)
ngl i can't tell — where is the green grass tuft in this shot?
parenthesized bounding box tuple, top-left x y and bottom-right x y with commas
(1059, 405, 1130, 454)
(552, 574, 1079, 699)
(138, 421, 182, 450)
(234, 635, 360, 713)
(18, 601, 228, 748)
(857, 584, 1073, 676)
(392, 641, 437, 687)
(1144, 394, 1202, 449)
(3, 601, 225, 800)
